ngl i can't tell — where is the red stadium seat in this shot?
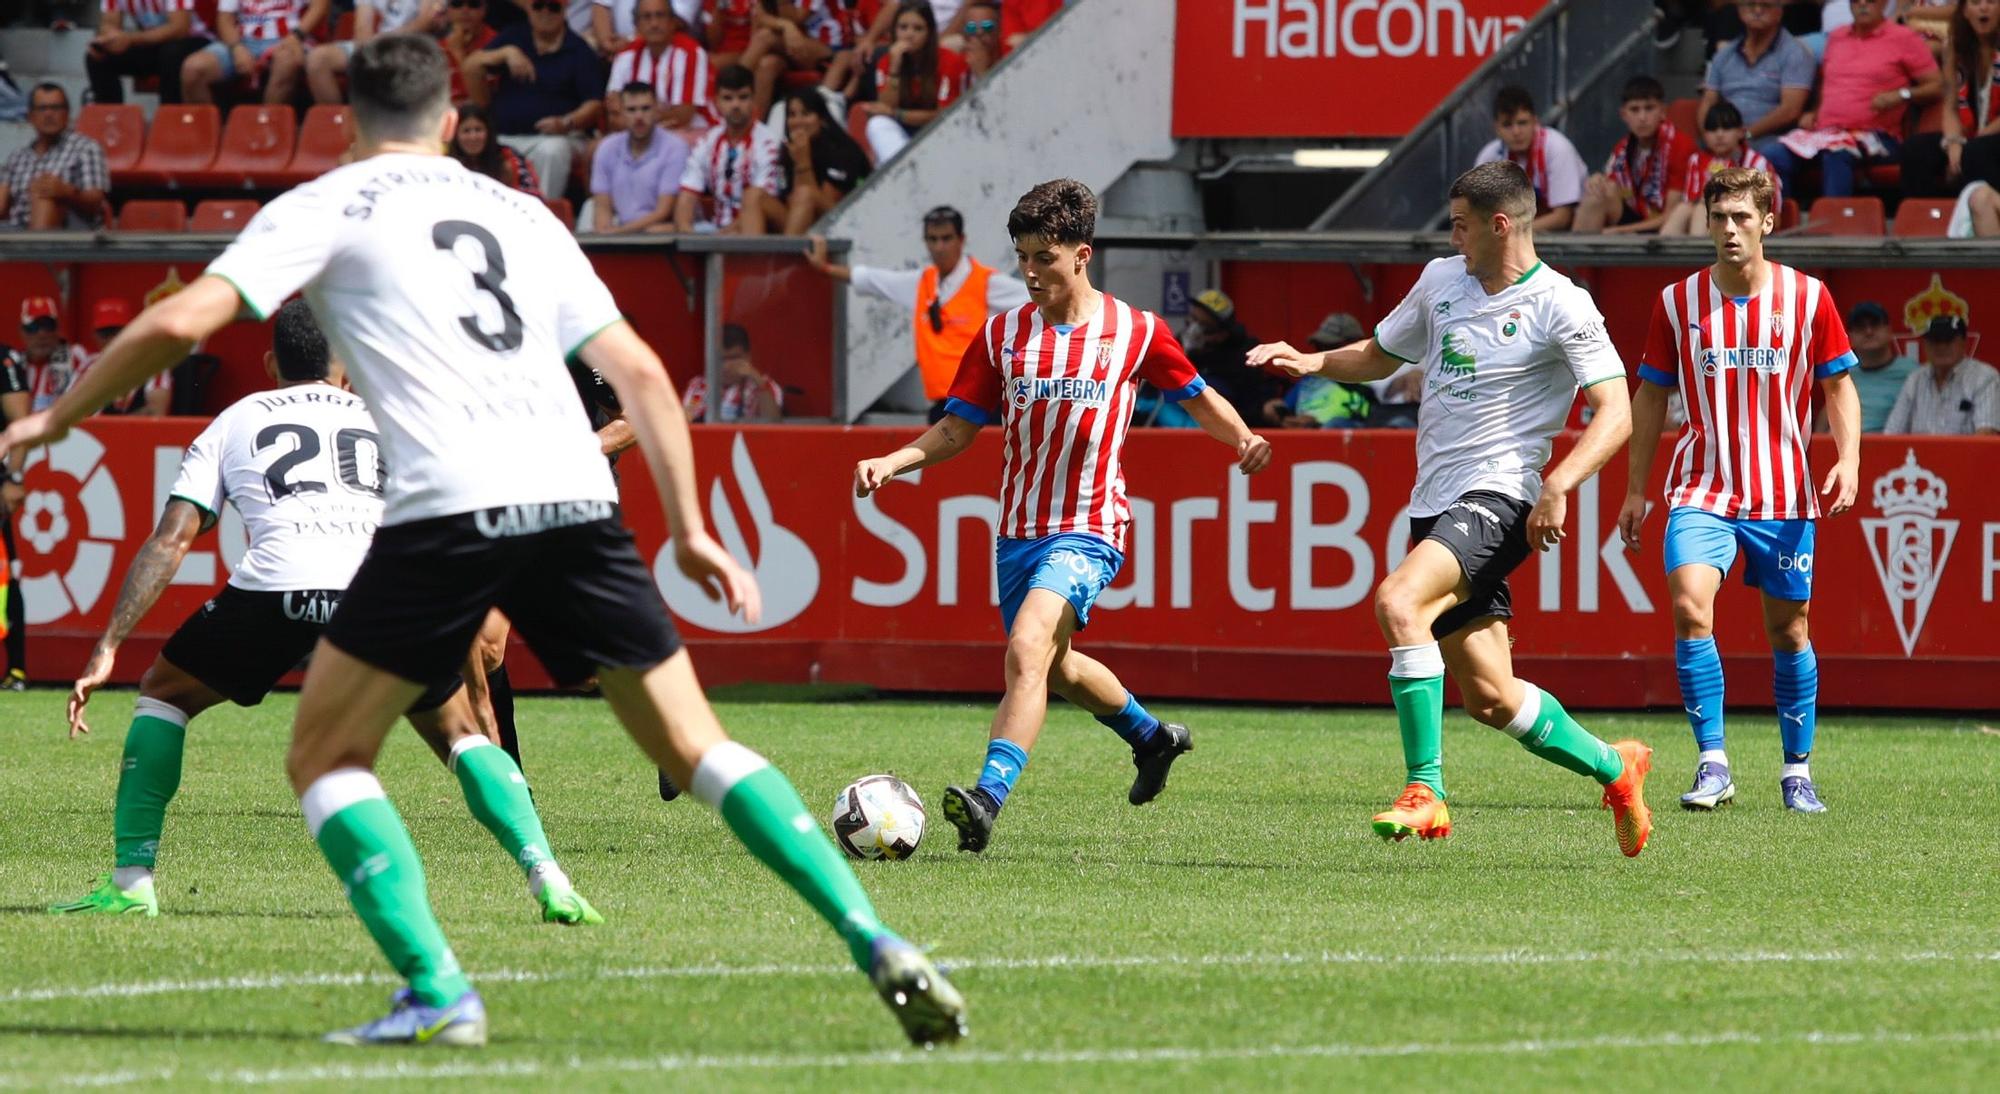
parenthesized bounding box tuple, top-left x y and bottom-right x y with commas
(1804, 196, 1886, 236)
(1668, 97, 1700, 137)
(1891, 198, 1955, 238)
(190, 199, 262, 233)
(543, 197, 576, 230)
(117, 200, 188, 232)
(276, 105, 354, 185)
(129, 104, 220, 188)
(186, 105, 298, 189)
(75, 104, 146, 181)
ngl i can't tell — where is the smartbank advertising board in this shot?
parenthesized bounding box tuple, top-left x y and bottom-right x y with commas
(1173, 0, 1540, 137)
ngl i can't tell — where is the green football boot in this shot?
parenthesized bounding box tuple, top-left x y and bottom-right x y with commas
(537, 883, 603, 925)
(49, 874, 158, 917)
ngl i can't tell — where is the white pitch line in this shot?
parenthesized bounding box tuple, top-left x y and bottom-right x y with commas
(3, 948, 1998, 1008)
(6, 1027, 1997, 1088)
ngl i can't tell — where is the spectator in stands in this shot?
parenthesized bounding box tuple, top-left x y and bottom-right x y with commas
(1904, 0, 1958, 56)
(860, 1, 970, 164)
(1902, 0, 2000, 197)
(467, 0, 607, 201)
(443, 0, 500, 104)
(739, 1, 837, 122)
(87, 0, 212, 105)
(16, 296, 91, 413)
(959, 1, 1002, 78)
(683, 323, 782, 421)
(606, 0, 713, 136)
(675, 64, 783, 232)
(1003, 0, 1062, 51)
(1700, 1, 1817, 150)
(592, 0, 702, 55)
(779, 86, 870, 234)
(824, 0, 894, 109)
(1885, 314, 1999, 432)
(1768, 0, 1940, 198)
(1261, 312, 1377, 429)
(585, 82, 688, 233)
(182, 0, 327, 107)
(449, 102, 543, 193)
(704, 0, 758, 72)
(0, 85, 108, 231)
(1962, 176, 2000, 230)
(1575, 76, 1698, 233)
(307, 0, 449, 105)
(0, 317, 26, 690)
(804, 204, 1029, 418)
(1183, 290, 1278, 428)
(86, 298, 171, 416)
(1473, 85, 1589, 231)
(1660, 100, 1785, 234)
(1840, 300, 1920, 431)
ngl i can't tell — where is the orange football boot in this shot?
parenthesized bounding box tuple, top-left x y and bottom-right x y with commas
(1600, 740, 1654, 857)
(1371, 783, 1451, 841)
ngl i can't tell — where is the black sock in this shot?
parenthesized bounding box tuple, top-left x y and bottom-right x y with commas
(487, 665, 521, 772)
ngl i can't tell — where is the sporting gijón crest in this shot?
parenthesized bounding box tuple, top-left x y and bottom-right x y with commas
(1862, 450, 1957, 657)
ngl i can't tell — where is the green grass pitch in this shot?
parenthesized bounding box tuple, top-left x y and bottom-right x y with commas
(2, 685, 1996, 1090)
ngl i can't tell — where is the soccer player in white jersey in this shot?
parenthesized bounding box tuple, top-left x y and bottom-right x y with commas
(1249, 161, 1656, 857)
(1618, 166, 1861, 815)
(52, 300, 601, 926)
(0, 35, 963, 1049)
(854, 179, 1273, 854)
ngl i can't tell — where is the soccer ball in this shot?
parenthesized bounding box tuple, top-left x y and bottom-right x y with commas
(831, 775, 927, 861)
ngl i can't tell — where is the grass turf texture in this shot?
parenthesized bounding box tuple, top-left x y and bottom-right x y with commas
(1, 685, 1996, 1090)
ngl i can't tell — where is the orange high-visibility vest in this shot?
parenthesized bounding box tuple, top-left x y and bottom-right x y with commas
(913, 260, 995, 401)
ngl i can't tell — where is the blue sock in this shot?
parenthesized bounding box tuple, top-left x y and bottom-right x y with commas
(1675, 637, 1727, 753)
(1774, 645, 1818, 763)
(1095, 692, 1161, 748)
(973, 738, 1030, 811)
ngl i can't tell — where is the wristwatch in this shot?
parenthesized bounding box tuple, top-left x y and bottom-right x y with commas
(2, 470, 23, 486)
(1899, 87, 1913, 102)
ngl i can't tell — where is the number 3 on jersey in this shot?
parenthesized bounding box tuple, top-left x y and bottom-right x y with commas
(434, 220, 524, 353)
(256, 424, 385, 501)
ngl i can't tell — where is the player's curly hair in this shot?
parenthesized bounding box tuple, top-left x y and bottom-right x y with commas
(1007, 179, 1097, 246)
(1703, 165, 1775, 216)
(272, 299, 332, 382)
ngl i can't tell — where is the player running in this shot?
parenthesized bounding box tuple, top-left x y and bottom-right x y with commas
(52, 300, 602, 925)
(854, 179, 1272, 854)
(0, 35, 963, 1049)
(1249, 161, 1655, 857)
(1618, 166, 1861, 814)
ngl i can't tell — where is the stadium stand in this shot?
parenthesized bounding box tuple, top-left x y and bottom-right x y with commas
(1891, 197, 1956, 238)
(116, 199, 189, 231)
(190, 198, 262, 232)
(74, 104, 147, 176)
(186, 105, 299, 190)
(1804, 195, 1888, 237)
(126, 104, 219, 189)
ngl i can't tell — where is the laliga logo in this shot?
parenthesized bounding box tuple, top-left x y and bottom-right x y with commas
(1862, 450, 1956, 657)
(17, 429, 124, 624)
(654, 434, 818, 633)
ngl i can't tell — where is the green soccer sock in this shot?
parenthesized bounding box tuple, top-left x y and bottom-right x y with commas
(690, 742, 887, 971)
(113, 699, 189, 869)
(450, 737, 554, 879)
(303, 770, 470, 1007)
(1506, 685, 1625, 785)
(1388, 644, 1447, 798)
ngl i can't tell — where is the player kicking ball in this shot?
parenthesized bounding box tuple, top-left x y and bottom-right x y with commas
(51, 301, 600, 926)
(855, 179, 1271, 854)
(1250, 161, 1654, 857)
(1618, 166, 1861, 814)
(1, 35, 962, 1049)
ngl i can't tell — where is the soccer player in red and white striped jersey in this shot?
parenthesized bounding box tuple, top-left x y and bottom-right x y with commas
(854, 179, 1272, 853)
(1620, 165, 1862, 815)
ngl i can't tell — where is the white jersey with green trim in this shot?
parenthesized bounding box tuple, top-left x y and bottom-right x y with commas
(1373, 255, 1624, 518)
(205, 152, 621, 525)
(168, 384, 384, 592)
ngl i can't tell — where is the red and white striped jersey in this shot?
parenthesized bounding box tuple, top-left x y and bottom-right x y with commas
(944, 296, 1205, 550)
(1682, 146, 1783, 212)
(217, 0, 306, 42)
(102, 0, 209, 35)
(678, 123, 782, 228)
(607, 35, 716, 127)
(1640, 263, 1857, 520)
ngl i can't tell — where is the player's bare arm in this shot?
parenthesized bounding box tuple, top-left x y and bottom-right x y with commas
(854, 413, 980, 497)
(1531, 378, 1631, 552)
(1246, 338, 1401, 383)
(1818, 370, 1862, 517)
(579, 320, 762, 624)
(69, 500, 206, 738)
(1618, 379, 1673, 551)
(0, 277, 241, 463)
(1180, 386, 1273, 474)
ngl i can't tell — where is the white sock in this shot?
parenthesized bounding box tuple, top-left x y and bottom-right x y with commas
(1781, 762, 1810, 780)
(1388, 642, 1444, 679)
(527, 861, 571, 899)
(112, 866, 153, 892)
(1699, 749, 1729, 767)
